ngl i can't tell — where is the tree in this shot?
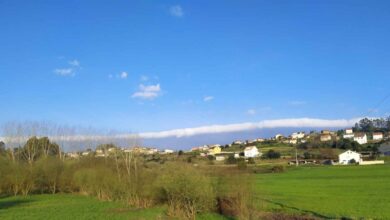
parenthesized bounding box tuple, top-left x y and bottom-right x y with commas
(0, 141, 5, 156)
(359, 118, 374, 133)
(264, 150, 281, 159)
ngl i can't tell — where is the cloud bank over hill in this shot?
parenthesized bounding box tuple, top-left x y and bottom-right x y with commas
(139, 118, 360, 139)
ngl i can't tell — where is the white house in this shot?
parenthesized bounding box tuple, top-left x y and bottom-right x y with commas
(338, 150, 362, 165)
(373, 132, 383, 141)
(288, 139, 298, 144)
(343, 128, 354, 139)
(164, 149, 174, 154)
(244, 146, 260, 158)
(233, 140, 243, 145)
(274, 134, 283, 140)
(291, 132, 305, 139)
(354, 133, 367, 145)
(320, 134, 332, 142)
(215, 155, 225, 161)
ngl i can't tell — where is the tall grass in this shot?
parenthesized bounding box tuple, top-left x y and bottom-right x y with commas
(0, 154, 255, 219)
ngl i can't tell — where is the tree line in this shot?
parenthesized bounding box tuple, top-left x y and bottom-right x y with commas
(354, 117, 390, 133)
(0, 136, 256, 220)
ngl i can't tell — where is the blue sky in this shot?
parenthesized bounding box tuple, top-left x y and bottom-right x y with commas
(1, 0, 390, 135)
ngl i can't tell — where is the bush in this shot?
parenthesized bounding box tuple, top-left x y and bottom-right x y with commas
(156, 163, 216, 219)
(225, 155, 237, 164)
(237, 159, 247, 170)
(264, 150, 281, 159)
(270, 165, 285, 173)
(247, 158, 255, 164)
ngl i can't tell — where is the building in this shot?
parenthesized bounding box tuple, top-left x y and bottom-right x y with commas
(274, 134, 284, 140)
(164, 149, 174, 154)
(373, 132, 384, 141)
(208, 146, 222, 155)
(244, 146, 260, 158)
(338, 150, 362, 165)
(354, 133, 367, 145)
(320, 134, 332, 142)
(291, 132, 305, 139)
(66, 152, 80, 159)
(288, 139, 298, 144)
(343, 128, 354, 139)
(321, 130, 330, 135)
(215, 155, 226, 161)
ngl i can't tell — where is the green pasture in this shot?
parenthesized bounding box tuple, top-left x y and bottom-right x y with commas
(255, 164, 390, 219)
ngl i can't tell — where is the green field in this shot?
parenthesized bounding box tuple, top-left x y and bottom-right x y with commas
(1, 164, 389, 219)
(255, 164, 390, 219)
(0, 194, 228, 220)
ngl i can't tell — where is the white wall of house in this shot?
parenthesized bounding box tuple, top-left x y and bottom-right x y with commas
(343, 134, 354, 139)
(354, 134, 367, 145)
(373, 133, 383, 141)
(339, 150, 362, 164)
(215, 156, 225, 161)
(291, 132, 305, 139)
(244, 146, 260, 158)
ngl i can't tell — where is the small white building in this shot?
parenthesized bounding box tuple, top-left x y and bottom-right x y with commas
(320, 134, 332, 142)
(288, 139, 298, 144)
(215, 155, 225, 161)
(339, 150, 362, 165)
(244, 146, 260, 158)
(164, 149, 174, 154)
(343, 128, 354, 139)
(354, 133, 367, 145)
(275, 134, 284, 140)
(373, 132, 383, 141)
(291, 132, 305, 139)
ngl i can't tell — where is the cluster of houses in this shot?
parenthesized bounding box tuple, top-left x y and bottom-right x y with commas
(190, 144, 262, 161)
(274, 128, 388, 145)
(64, 127, 389, 164)
(66, 146, 175, 159)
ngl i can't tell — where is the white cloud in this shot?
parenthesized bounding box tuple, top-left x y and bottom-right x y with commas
(288, 101, 307, 106)
(120, 72, 128, 79)
(203, 96, 214, 102)
(132, 84, 161, 100)
(54, 68, 74, 76)
(54, 58, 81, 77)
(169, 5, 184, 17)
(137, 118, 361, 139)
(68, 59, 80, 67)
(247, 109, 256, 115)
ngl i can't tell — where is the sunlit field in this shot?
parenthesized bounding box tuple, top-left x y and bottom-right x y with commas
(255, 164, 390, 219)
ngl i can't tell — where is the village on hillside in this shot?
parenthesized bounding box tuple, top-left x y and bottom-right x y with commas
(66, 118, 390, 166)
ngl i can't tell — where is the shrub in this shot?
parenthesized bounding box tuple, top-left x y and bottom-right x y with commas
(247, 158, 255, 164)
(237, 160, 247, 170)
(270, 165, 285, 173)
(156, 163, 216, 219)
(264, 150, 281, 159)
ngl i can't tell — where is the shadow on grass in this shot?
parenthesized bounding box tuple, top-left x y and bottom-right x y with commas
(263, 199, 334, 219)
(0, 197, 34, 210)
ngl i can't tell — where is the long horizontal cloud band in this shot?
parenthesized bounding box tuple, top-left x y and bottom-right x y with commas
(1, 118, 360, 143)
(138, 118, 360, 139)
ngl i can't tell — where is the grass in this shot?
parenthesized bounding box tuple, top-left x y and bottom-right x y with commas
(255, 163, 390, 219)
(1, 164, 390, 219)
(0, 194, 229, 220)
